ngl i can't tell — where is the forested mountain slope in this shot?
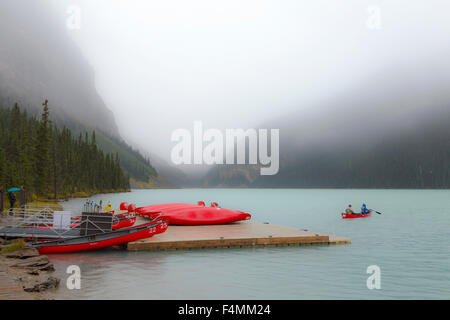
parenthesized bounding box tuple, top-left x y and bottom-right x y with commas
(0, 103, 130, 198)
(0, 0, 157, 185)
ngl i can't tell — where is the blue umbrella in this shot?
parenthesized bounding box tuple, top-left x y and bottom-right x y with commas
(7, 187, 21, 192)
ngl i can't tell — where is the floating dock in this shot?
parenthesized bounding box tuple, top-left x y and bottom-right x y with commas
(127, 217, 351, 251)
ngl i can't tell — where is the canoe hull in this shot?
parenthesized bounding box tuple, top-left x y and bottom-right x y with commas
(32, 221, 168, 254)
(165, 208, 251, 225)
(136, 203, 198, 216)
(341, 211, 372, 219)
(137, 203, 251, 225)
(112, 213, 136, 230)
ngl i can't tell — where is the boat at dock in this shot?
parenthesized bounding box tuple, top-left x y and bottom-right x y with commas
(137, 202, 252, 225)
(112, 211, 137, 230)
(29, 220, 168, 254)
(0, 202, 145, 244)
(17, 206, 137, 232)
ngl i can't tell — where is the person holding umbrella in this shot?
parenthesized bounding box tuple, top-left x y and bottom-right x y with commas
(7, 187, 20, 213)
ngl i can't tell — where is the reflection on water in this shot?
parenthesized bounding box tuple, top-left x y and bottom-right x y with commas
(49, 189, 450, 300)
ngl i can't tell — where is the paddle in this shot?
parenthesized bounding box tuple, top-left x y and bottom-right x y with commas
(373, 210, 382, 215)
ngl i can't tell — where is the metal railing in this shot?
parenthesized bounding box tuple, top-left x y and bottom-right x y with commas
(0, 205, 117, 240)
(1, 206, 54, 224)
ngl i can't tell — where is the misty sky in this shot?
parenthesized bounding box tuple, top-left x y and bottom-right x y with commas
(47, 0, 450, 162)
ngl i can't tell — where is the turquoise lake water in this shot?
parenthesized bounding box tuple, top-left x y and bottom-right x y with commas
(49, 189, 450, 299)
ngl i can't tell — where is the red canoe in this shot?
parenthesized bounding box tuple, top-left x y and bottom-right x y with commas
(341, 210, 372, 219)
(112, 212, 136, 230)
(137, 203, 251, 225)
(136, 203, 199, 216)
(31, 220, 168, 254)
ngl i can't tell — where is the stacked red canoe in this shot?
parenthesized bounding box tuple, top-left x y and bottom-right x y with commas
(136, 202, 251, 225)
(112, 203, 137, 230)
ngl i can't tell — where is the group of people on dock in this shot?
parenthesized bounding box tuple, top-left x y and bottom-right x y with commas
(345, 204, 370, 215)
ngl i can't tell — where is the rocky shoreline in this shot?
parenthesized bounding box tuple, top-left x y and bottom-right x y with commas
(0, 238, 60, 299)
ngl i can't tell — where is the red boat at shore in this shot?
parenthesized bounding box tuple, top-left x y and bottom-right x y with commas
(30, 220, 168, 254)
(111, 203, 137, 230)
(137, 202, 251, 225)
(112, 212, 136, 230)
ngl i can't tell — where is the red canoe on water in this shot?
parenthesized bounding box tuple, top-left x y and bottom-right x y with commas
(31, 220, 168, 254)
(137, 203, 251, 225)
(341, 210, 372, 219)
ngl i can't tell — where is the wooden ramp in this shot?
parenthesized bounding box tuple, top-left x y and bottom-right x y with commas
(127, 218, 351, 251)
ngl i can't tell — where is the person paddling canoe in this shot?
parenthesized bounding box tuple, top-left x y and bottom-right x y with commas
(345, 204, 354, 214)
(361, 204, 370, 215)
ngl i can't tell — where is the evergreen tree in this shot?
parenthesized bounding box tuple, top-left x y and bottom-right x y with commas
(33, 100, 51, 196)
(0, 101, 130, 198)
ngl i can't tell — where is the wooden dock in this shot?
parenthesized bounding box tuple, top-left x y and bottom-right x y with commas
(127, 217, 351, 251)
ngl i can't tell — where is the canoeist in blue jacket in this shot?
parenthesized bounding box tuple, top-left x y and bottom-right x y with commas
(361, 204, 370, 215)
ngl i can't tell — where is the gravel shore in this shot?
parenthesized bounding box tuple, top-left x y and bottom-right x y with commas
(0, 238, 60, 300)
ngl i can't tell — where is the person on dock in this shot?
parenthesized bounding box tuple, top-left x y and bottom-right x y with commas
(345, 205, 354, 214)
(361, 204, 370, 215)
(8, 190, 16, 213)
